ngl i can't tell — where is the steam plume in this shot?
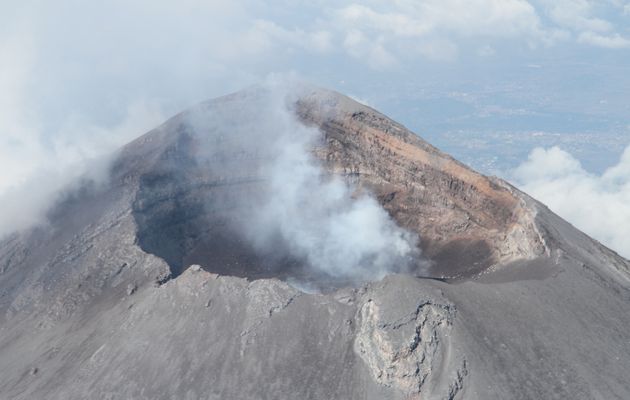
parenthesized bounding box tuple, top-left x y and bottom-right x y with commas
(188, 80, 420, 281)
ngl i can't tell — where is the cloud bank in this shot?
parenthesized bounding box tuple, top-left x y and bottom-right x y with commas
(513, 145, 630, 259)
(0, 99, 165, 239)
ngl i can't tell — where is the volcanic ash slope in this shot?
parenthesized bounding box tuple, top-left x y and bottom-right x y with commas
(0, 86, 629, 400)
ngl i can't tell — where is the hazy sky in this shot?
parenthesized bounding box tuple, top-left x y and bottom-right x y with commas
(1, 0, 629, 255)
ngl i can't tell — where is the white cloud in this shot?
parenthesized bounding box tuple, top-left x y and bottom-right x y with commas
(336, 0, 548, 38)
(0, 7, 166, 237)
(248, 20, 334, 54)
(337, 4, 432, 37)
(0, 29, 40, 194)
(478, 45, 497, 57)
(417, 38, 459, 61)
(578, 31, 630, 48)
(543, 0, 612, 32)
(537, 0, 630, 48)
(332, 0, 560, 64)
(342, 29, 398, 69)
(0, 1, 261, 238)
(318, 0, 629, 64)
(0, 98, 165, 239)
(513, 146, 630, 259)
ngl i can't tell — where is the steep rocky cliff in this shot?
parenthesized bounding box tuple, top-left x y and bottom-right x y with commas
(296, 89, 548, 277)
(0, 86, 628, 399)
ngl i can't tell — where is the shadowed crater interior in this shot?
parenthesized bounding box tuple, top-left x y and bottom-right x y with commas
(130, 132, 369, 287)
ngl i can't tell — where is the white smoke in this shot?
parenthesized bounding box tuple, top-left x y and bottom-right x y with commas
(0, 101, 165, 239)
(189, 81, 420, 281)
(253, 89, 418, 280)
(512, 145, 630, 259)
(0, 22, 166, 239)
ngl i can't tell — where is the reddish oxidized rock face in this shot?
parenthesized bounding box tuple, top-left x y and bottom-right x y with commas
(296, 88, 548, 277)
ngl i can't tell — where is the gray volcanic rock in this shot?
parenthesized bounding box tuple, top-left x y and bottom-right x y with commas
(0, 86, 629, 399)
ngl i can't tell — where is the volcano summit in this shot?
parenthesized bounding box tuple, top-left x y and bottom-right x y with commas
(0, 85, 628, 399)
